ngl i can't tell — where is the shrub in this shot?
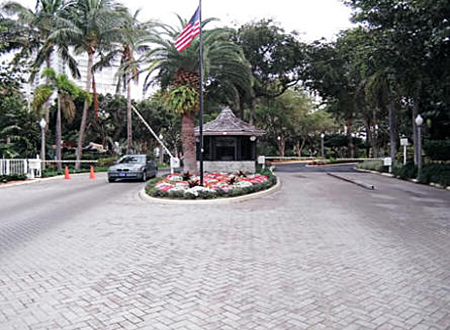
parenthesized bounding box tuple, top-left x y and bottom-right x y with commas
(393, 163, 418, 180)
(423, 140, 450, 161)
(418, 163, 450, 186)
(0, 174, 27, 183)
(357, 160, 386, 172)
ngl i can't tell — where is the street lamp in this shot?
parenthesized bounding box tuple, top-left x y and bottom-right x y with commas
(158, 133, 164, 164)
(320, 133, 325, 158)
(415, 114, 423, 172)
(39, 118, 46, 171)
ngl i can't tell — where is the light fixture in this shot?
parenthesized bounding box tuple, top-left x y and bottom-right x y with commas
(250, 136, 256, 141)
(39, 118, 46, 129)
(415, 114, 423, 126)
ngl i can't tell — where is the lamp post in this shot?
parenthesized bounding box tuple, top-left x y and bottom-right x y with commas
(158, 133, 164, 164)
(415, 114, 423, 172)
(39, 118, 46, 171)
(320, 133, 325, 158)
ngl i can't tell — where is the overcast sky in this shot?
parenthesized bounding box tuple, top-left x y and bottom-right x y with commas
(14, 0, 355, 42)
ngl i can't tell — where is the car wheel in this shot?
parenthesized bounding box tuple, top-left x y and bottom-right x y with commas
(141, 171, 147, 182)
(108, 177, 115, 183)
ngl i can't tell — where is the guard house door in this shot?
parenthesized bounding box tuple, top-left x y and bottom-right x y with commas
(215, 137, 237, 161)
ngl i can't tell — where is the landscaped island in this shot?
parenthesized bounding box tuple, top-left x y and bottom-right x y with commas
(145, 170, 277, 199)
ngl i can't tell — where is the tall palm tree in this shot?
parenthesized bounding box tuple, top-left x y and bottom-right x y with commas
(2, 0, 79, 129)
(142, 18, 252, 173)
(48, 0, 128, 169)
(112, 10, 154, 154)
(32, 68, 91, 171)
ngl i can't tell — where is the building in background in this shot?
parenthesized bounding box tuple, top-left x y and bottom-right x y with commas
(21, 50, 146, 110)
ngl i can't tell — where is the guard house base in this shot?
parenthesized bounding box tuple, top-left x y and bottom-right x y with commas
(198, 161, 256, 173)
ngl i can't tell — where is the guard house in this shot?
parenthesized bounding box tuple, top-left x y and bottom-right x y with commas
(195, 107, 265, 173)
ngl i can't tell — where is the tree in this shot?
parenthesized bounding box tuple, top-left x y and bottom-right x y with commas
(48, 0, 128, 169)
(233, 19, 308, 123)
(345, 0, 450, 161)
(142, 19, 252, 173)
(33, 68, 91, 171)
(255, 89, 332, 157)
(0, 64, 40, 158)
(104, 9, 154, 154)
(2, 0, 79, 132)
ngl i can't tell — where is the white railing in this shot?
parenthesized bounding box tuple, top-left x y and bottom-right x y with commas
(1, 159, 99, 179)
(0, 159, 28, 176)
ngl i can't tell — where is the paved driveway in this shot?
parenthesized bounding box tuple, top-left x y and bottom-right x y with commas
(0, 171, 449, 330)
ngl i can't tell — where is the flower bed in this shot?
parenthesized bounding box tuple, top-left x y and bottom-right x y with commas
(145, 170, 277, 199)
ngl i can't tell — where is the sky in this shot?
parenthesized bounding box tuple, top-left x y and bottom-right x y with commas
(14, 0, 355, 42)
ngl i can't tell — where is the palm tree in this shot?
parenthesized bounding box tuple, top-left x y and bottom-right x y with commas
(142, 18, 252, 173)
(32, 68, 91, 171)
(47, 0, 128, 170)
(111, 10, 154, 154)
(2, 0, 79, 130)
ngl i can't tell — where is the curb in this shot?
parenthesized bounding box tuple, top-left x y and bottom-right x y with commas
(139, 177, 282, 205)
(0, 172, 101, 188)
(355, 168, 449, 191)
(327, 172, 375, 190)
(305, 162, 358, 168)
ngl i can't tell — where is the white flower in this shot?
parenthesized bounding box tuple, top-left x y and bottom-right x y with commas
(235, 181, 253, 188)
(184, 186, 215, 197)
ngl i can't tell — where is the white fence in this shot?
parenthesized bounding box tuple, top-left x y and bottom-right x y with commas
(0, 159, 28, 176)
(0, 159, 98, 179)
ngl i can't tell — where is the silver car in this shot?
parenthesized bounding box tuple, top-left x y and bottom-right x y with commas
(108, 154, 158, 183)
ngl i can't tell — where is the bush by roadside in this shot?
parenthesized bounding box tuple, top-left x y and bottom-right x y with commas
(361, 161, 450, 188)
(42, 166, 109, 178)
(424, 140, 450, 161)
(418, 163, 450, 187)
(357, 160, 387, 173)
(0, 174, 27, 183)
(393, 163, 418, 180)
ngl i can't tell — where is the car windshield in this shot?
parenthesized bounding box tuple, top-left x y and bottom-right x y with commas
(118, 156, 145, 164)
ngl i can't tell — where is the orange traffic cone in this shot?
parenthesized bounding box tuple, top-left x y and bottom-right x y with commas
(64, 166, 71, 179)
(89, 166, 96, 180)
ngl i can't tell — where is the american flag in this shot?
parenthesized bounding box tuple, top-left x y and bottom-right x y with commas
(175, 7, 201, 52)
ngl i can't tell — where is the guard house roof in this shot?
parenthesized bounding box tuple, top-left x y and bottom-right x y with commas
(195, 107, 265, 137)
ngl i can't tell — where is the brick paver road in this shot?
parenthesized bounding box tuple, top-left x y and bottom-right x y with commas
(0, 171, 449, 330)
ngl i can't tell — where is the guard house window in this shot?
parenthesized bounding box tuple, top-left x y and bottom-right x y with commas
(216, 137, 236, 161)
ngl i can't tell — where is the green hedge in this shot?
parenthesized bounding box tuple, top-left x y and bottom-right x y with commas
(424, 140, 450, 161)
(393, 163, 418, 180)
(0, 174, 27, 183)
(42, 166, 109, 178)
(418, 163, 450, 186)
(357, 160, 387, 172)
(145, 169, 277, 200)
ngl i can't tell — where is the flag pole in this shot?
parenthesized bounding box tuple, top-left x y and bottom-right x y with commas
(198, 0, 204, 186)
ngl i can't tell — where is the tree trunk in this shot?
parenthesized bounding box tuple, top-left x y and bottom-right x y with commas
(365, 122, 372, 158)
(388, 100, 397, 163)
(126, 72, 132, 153)
(181, 112, 197, 173)
(346, 117, 354, 158)
(56, 95, 62, 172)
(278, 136, 286, 157)
(412, 99, 419, 165)
(75, 51, 94, 170)
(44, 55, 51, 134)
(249, 97, 256, 125)
(371, 108, 378, 157)
(295, 139, 306, 157)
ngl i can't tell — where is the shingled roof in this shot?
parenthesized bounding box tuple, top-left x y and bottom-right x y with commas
(195, 107, 265, 137)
